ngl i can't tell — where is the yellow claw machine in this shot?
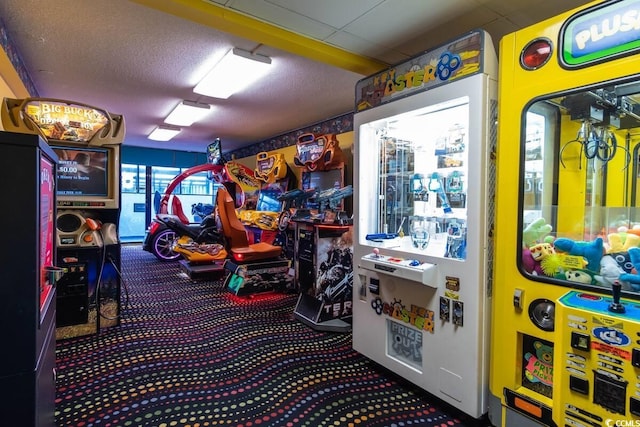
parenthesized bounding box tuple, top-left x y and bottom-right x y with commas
(490, 1, 640, 425)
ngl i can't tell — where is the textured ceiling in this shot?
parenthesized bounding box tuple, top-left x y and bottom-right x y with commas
(0, 0, 591, 154)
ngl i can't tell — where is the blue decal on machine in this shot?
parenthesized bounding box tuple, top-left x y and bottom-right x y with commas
(592, 327, 630, 346)
(436, 52, 462, 81)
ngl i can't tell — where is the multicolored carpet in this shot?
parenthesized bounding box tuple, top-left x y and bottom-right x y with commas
(55, 245, 482, 427)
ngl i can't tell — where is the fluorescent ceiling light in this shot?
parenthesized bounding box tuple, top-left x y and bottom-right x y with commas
(164, 100, 211, 126)
(148, 125, 181, 141)
(194, 48, 272, 99)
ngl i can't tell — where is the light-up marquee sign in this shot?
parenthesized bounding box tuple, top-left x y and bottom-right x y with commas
(355, 30, 484, 112)
(561, 0, 640, 67)
(254, 151, 287, 183)
(293, 133, 344, 171)
(20, 99, 111, 142)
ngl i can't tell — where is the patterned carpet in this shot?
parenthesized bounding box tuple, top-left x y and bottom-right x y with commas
(55, 245, 483, 427)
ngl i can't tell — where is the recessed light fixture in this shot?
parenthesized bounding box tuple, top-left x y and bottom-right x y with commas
(148, 125, 181, 141)
(164, 100, 211, 126)
(193, 47, 272, 99)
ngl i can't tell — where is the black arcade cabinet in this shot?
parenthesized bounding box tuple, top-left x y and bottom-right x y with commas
(0, 131, 58, 426)
(290, 133, 354, 332)
(1, 97, 125, 340)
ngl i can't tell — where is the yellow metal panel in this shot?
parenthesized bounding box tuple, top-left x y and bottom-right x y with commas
(489, 0, 640, 425)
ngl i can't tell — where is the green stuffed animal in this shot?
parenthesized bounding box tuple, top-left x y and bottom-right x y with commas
(523, 218, 553, 247)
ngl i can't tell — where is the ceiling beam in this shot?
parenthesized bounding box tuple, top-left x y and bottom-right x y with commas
(131, 0, 388, 76)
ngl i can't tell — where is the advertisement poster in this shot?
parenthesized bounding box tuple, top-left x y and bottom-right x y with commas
(39, 154, 55, 313)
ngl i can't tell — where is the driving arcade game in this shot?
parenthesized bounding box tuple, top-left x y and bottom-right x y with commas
(244, 150, 296, 247)
(490, 1, 640, 426)
(220, 159, 292, 297)
(352, 30, 497, 418)
(2, 97, 125, 340)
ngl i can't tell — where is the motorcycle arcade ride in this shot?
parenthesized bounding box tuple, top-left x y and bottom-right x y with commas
(154, 162, 228, 280)
(490, 2, 640, 426)
(290, 132, 355, 332)
(1, 97, 125, 340)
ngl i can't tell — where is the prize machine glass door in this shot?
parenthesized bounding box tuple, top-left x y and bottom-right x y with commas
(359, 97, 469, 259)
(519, 84, 640, 297)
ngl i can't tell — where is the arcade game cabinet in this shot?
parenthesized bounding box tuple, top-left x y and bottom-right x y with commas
(240, 151, 296, 246)
(352, 30, 497, 418)
(1, 97, 125, 340)
(219, 160, 292, 296)
(490, 1, 640, 425)
(155, 161, 228, 280)
(291, 132, 354, 332)
(0, 131, 59, 426)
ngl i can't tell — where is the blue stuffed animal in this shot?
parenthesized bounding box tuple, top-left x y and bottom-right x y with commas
(553, 237, 604, 272)
(618, 247, 640, 291)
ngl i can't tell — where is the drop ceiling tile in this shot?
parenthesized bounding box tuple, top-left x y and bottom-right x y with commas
(343, 0, 476, 45)
(480, 0, 589, 20)
(483, 17, 519, 40)
(229, 0, 337, 40)
(391, 5, 500, 57)
(505, 1, 591, 27)
(264, 0, 384, 29)
(325, 31, 386, 58)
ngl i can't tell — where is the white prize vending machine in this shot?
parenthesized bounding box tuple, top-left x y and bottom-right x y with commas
(352, 29, 497, 418)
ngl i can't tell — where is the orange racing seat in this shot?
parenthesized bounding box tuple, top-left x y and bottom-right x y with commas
(216, 186, 282, 262)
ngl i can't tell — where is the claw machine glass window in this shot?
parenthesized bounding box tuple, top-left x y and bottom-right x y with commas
(358, 96, 469, 260)
(519, 81, 640, 296)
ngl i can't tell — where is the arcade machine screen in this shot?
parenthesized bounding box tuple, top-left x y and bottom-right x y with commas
(256, 188, 283, 212)
(301, 168, 343, 192)
(39, 153, 56, 315)
(51, 146, 108, 197)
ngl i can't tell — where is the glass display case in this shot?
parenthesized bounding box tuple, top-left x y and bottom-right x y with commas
(519, 82, 640, 295)
(361, 98, 469, 260)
